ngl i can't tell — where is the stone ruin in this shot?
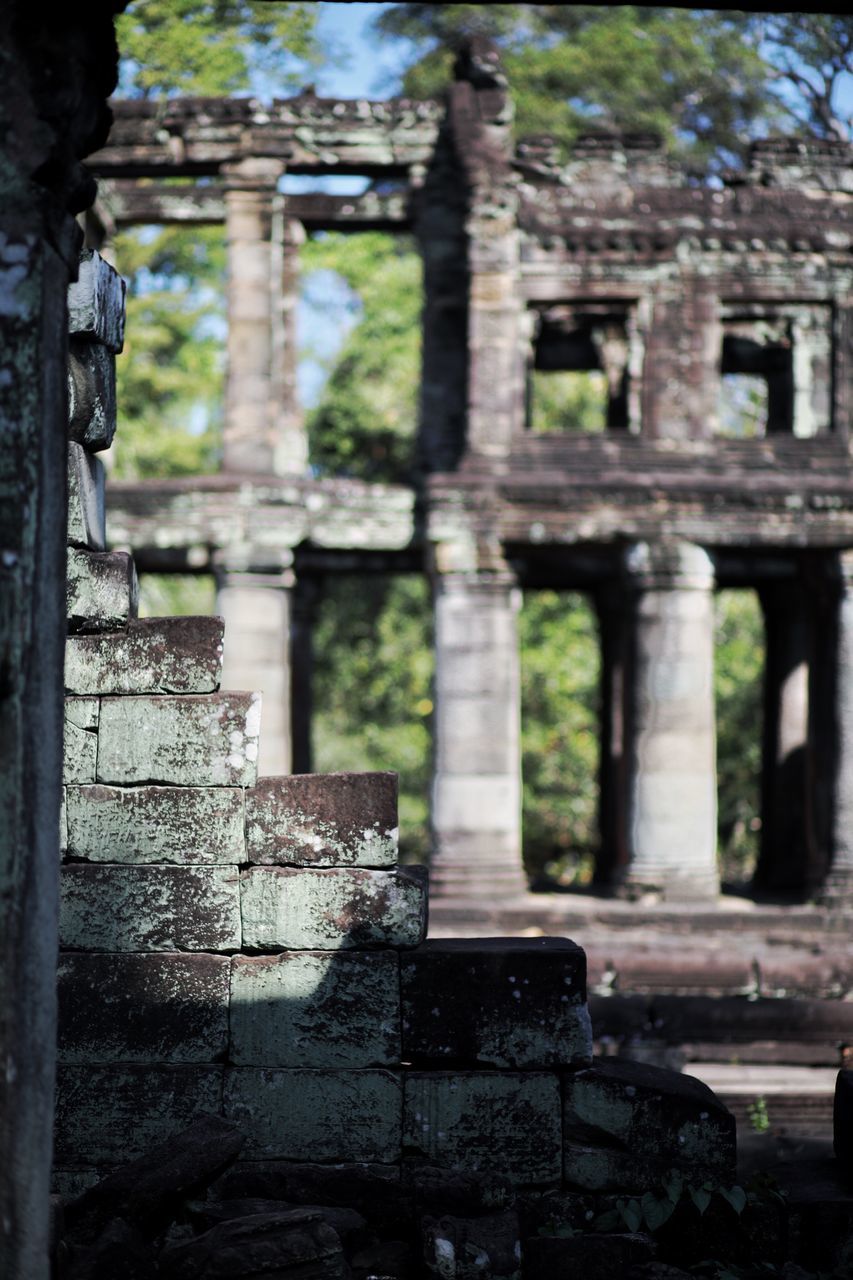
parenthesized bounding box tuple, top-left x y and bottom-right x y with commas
(4, 7, 853, 1277)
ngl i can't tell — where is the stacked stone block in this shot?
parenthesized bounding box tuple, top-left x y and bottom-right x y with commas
(56, 252, 736, 1234)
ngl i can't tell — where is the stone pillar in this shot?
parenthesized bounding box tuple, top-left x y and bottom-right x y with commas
(223, 159, 307, 476)
(642, 277, 721, 439)
(430, 571, 527, 898)
(621, 543, 719, 900)
(595, 584, 632, 885)
(290, 575, 320, 775)
(216, 570, 293, 776)
(827, 551, 853, 898)
(755, 577, 816, 896)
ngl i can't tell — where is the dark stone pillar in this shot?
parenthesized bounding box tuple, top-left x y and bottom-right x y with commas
(755, 576, 818, 896)
(0, 7, 123, 1274)
(595, 584, 632, 886)
(290, 575, 321, 775)
(621, 543, 719, 900)
(824, 552, 853, 899)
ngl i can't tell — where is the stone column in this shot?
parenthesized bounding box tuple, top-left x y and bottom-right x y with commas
(216, 569, 293, 776)
(755, 577, 816, 896)
(223, 159, 307, 475)
(290, 575, 320, 775)
(622, 542, 719, 899)
(430, 571, 527, 898)
(827, 551, 853, 898)
(595, 584, 632, 886)
(642, 276, 721, 440)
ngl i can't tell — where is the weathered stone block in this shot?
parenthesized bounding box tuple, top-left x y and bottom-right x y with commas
(224, 1069, 402, 1161)
(58, 953, 230, 1063)
(403, 1073, 562, 1186)
(65, 616, 224, 696)
(524, 1232, 656, 1280)
(97, 692, 261, 786)
(562, 1059, 736, 1192)
(67, 441, 106, 550)
(67, 248, 126, 352)
(64, 697, 99, 784)
(59, 787, 67, 854)
(240, 866, 427, 950)
(67, 547, 138, 633)
(245, 772, 398, 867)
(65, 784, 245, 864)
(401, 938, 591, 1069)
(68, 337, 117, 451)
(230, 951, 400, 1068)
(60, 865, 241, 951)
(159, 1208, 348, 1280)
(213, 1162, 406, 1232)
(54, 1065, 223, 1165)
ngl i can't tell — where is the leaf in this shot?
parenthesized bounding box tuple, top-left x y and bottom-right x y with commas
(620, 1200, 643, 1233)
(640, 1191, 677, 1233)
(689, 1185, 712, 1216)
(663, 1170, 684, 1202)
(719, 1185, 748, 1215)
(591, 1209, 622, 1233)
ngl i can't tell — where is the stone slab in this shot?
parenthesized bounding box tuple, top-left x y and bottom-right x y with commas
(65, 616, 224, 696)
(67, 441, 106, 550)
(401, 938, 592, 1069)
(240, 866, 427, 951)
(563, 1058, 736, 1192)
(60, 865, 241, 952)
(230, 951, 400, 1068)
(97, 692, 261, 786)
(58, 952, 230, 1063)
(212, 1163, 405, 1231)
(54, 1065, 223, 1165)
(403, 1072, 562, 1186)
(68, 337, 117, 451)
(67, 547, 138, 633)
(245, 772, 398, 867)
(67, 248, 126, 352)
(64, 697, 99, 784)
(224, 1069, 401, 1162)
(65, 784, 245, 864)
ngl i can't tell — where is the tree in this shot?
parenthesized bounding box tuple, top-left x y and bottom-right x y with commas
(115, 0, 319, 97)
(755, 14, 853, 140)
(374, 5, 784, 169)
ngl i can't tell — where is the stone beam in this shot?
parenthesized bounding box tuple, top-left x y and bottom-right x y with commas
(98, 180, 410, 230)
(105, 475, 418, 568)
(90, 95, 441, 178)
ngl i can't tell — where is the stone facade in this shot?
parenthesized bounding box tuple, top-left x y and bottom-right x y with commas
(87, 42, 853, 906)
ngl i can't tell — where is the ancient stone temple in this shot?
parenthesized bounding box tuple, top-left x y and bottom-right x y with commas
(87, 42, 853, 907)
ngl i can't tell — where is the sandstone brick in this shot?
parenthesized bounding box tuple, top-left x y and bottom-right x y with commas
(67, 249, 126, 352)
(240, 866, 427, 951)
(65, 617, 224, 696)
(67, 441, 106, 550)
(401, 938, 592, 1069)
(58, 953, 230, 1063)
(64, 697, 99, 784)
(403, 1072, 562, 1185)
(96, 692, 261, 786)
(54, 1065, 222, 1165)
(60, 865, 241, 952)
(67, 547, 138, 633)
(230, 951, 400, 1068)
(68, 338, 117, 451)
(224, 1068, 401, 1161)
(159, 1209, 347, 1280)
(65, 784, 245, 864)
(563, 1059, 736, 1192)
(245, 772, 398, 867)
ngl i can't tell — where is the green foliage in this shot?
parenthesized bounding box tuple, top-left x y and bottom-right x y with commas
(138, 574, 217, 619)
(520, 591, 600, 883)
(116, 0, 319, 97)
(375, 5, 785, 167)
(111, 225, 225, 479)
(311, 575, 434, 863)
(301, 232, 422, 483)
(714, 591, 764, 885)
(747, 1095, 771, 1135)
(530, 370, 608, 435)
(592, 1170, 747, 1236)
